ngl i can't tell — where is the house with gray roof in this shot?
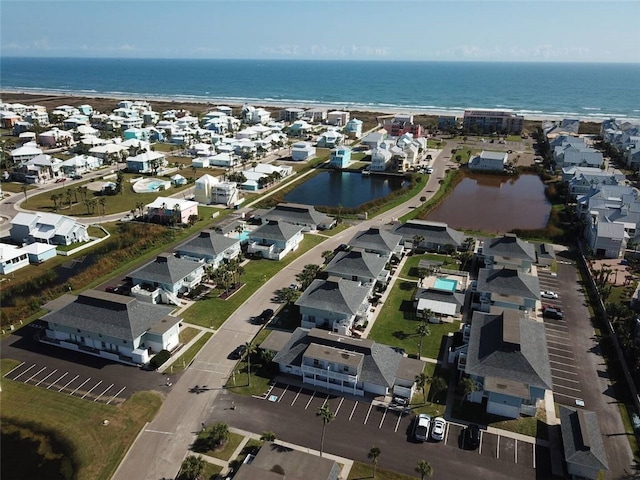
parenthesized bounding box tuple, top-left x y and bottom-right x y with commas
(176, 231, 240, 268)
(324, 249, 390, 287)
(247, 220, 304, 260)
(233, 442, 340, 480)
(473, 267, 540, 313)
(468, 150, 508, 172)
(562, 166, 623, 196)
(260, 203, 335, 231)
(347, 227, 403, 258)
(559, 406, 609, 480)
(263, 327, 425, 398)
(297, 277, 372, 336)
(480, 234, 537, 272)
(461, 310, 552, 418)
(392, 220, 464, 252)
(554, 143, 603, 169)
(128, 253, 205, 305)
(414, 285, 466, 322)
(40, 290, 181, 365)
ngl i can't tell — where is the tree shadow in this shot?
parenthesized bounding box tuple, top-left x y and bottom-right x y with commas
(393, 331, 409, 340)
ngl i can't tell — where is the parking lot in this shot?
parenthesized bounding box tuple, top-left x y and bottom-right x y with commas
(538, 269, 585, 407)
(1, 324, 167, 404)
(255, 382, 546, 472)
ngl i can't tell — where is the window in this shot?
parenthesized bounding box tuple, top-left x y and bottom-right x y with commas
(313, 359, 320, 367)
(123, 340, 127, 344)
(343, 366, 349, 372)
(77, 329, 81, 333)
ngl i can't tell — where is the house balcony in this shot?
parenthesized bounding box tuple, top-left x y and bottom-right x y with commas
(182, 274, 202, 289)
(462, 324, 472, 343)
(458, 352, 467, 371)
(302, 364, 358, 383)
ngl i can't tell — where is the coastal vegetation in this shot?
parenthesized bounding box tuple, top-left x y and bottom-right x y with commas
(1, 359, 162, 480)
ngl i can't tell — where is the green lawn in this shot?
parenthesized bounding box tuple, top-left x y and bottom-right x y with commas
(0, 359, 162, 480)
(21, 172, 194, 217)
(169, 332, 213, 373)
(407, 362, 448, 418)
(226, 329, 278, 396)
(427, 139, 445, 149)
(179, 326, 201, 344)
(2, 182, 37, 194)
(181, 234, 326, 328)
(368, 280, 460, 359)
(200, 461, 223, 480)
(399, 253, 459, 279)
(347, 461, 419, 480)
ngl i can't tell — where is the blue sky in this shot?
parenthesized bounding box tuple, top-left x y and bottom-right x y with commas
(2, 1, 639, 63)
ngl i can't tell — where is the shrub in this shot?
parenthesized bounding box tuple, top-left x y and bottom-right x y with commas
(149, 350, 171, 369)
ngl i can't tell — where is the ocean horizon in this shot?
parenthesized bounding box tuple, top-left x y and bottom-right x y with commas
(2, 57, 639, 122)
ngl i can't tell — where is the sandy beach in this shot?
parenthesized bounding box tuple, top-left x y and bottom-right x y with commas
(0, 89, 604, 132)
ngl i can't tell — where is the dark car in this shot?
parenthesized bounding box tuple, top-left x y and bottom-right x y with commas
(229, 344, 246, 360)
(463, 424, 480, 449)
(260, 308, 274, 321)
(106, 285, 130, 295)
(542, 305, 564, 319)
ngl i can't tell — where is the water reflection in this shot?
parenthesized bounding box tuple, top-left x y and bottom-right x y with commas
(426, 173, 551, 233)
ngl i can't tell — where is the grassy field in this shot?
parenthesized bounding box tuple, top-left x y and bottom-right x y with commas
(0, 358, 162, 480)
(226, 329, 274, 396)
(2, 182, 38, 194)
(451, 400, 547, 439)
(178, 326, 201, 344)
(368, 280, 460, 359)
(195, 431, 244, 461)
(347, 460, 420, 480)
(21, 172, 194, 216)
(181, 234, 326, 328)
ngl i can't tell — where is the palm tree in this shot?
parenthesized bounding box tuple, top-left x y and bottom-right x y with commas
(66, 188, 73, 207)
(21, 184, 28, 201)
(296, 264, 321, 290)
(459, 377, 478, 406)
(415, 459, 433, 479)
(367, 446, 381, 478)
(51, 194, 59, 211)
(415, 371, 430, 405)
(244, 342, 257, 385)
(136, 201, 145, 218)
(316, 404, 335, 457)
(321, 250, 335, 263)
(429, 376, 448, 403)
(260, 431, 276, 443)
(415, 321, 430, 359)
(412, 235, 425, 253)
(179, 455, 205, 480)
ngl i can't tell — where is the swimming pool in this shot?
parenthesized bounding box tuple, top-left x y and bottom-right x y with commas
(434, 277, 457, 292)
(236, 230, 250, 242)
(132, 178, 171, 193)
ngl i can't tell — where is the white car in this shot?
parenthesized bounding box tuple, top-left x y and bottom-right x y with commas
(426, 167, 434, 174)
(413, 414, 431, 442)
(431, 417, 446, 442)
(540, 290, 559, 299)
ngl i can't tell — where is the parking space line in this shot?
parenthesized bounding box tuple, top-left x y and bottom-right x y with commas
(497, 435, 500, 459)
(364, 403, 373, 424)
(48, 372, 68, 389)
(321, 394, 329, 408)
(553, 376, 580, 384)
(553, 383, 581, 392)
(444, 423, 450, 445)
(70, 377, 90, 395)
(305, 391, 315, 410)
(545, 331, 569, 340)
(533, 443, 536, 469)
(25, 366, 47, 383)
(94, 383, 114, 402)
(349, 401, 358, 421)
(107, 386, 126, 405)
(334, 398, 344, 416)
(478, 431, 483, 455)
(81, 380, 102, 399)
(4, 361, 25, 377)
(12, 364, 35, 380)
(515, 439, 518, 463)
(59, 374, 79, 392)
(378, 407, 387, 429)
(553, 391, 582, 401)
(291, 389, 301, 406)
(550, 366, 579, 376)
(395, 410, 404, 432)
(35, 369, 57, 386)
(548, 352, 575, 361)
(277, 384, 288, 402)
(547, 345, 574, 354)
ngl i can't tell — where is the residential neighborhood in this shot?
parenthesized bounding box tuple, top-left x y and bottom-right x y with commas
(1, 93, 639, 480)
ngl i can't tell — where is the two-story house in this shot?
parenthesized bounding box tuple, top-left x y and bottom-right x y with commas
(262, 327, 425, 398)
(472, 267, 541, 313)
(392, 220, 464, 252)
(247, 220, 304, 260)
(176, 231, 241, 269)
(346, 227, 403, 259)
(479, 233, 537, 273)
(324, 249, 390, 289)
(259, 203, 335, 231)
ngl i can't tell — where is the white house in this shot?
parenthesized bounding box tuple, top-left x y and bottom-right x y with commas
(194, 174, 240, 207)
(145, 197, 199, 225)
(40, 290, 182, 365)
(176, 231, 241, 268)
(0, 243, 30, 274)
(247, 220, 304, 260)
(291, 141, 317, 161)
(10, 212, 88, 246)
(126, 151, 167, 174)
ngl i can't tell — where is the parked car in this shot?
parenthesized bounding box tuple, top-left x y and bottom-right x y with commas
(540, 290, 559, 299)
(463, 423, 480, 449)
(229, 344, 246, 360)
(426, 167, 434, 174)
(55, 177, 67, 183)
(106, 285, 130, 295)
(542, 305, 564, 319)
(71, 174, 83, 180)
(288, 283, 299, 291)
(413, 414, 431, 442)
(393, 396, 408, 407)
(431, 417, 446, 442)
(253, 308, 275, 324)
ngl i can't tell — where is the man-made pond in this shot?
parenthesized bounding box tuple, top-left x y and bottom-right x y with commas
(284, 171, 406, 208)
(427, 173, 551, 233)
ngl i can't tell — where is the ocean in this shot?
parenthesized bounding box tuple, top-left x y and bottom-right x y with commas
(1, 57, 639, 121)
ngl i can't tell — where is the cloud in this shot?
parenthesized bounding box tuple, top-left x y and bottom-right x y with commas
(432, 44, 594, 61)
